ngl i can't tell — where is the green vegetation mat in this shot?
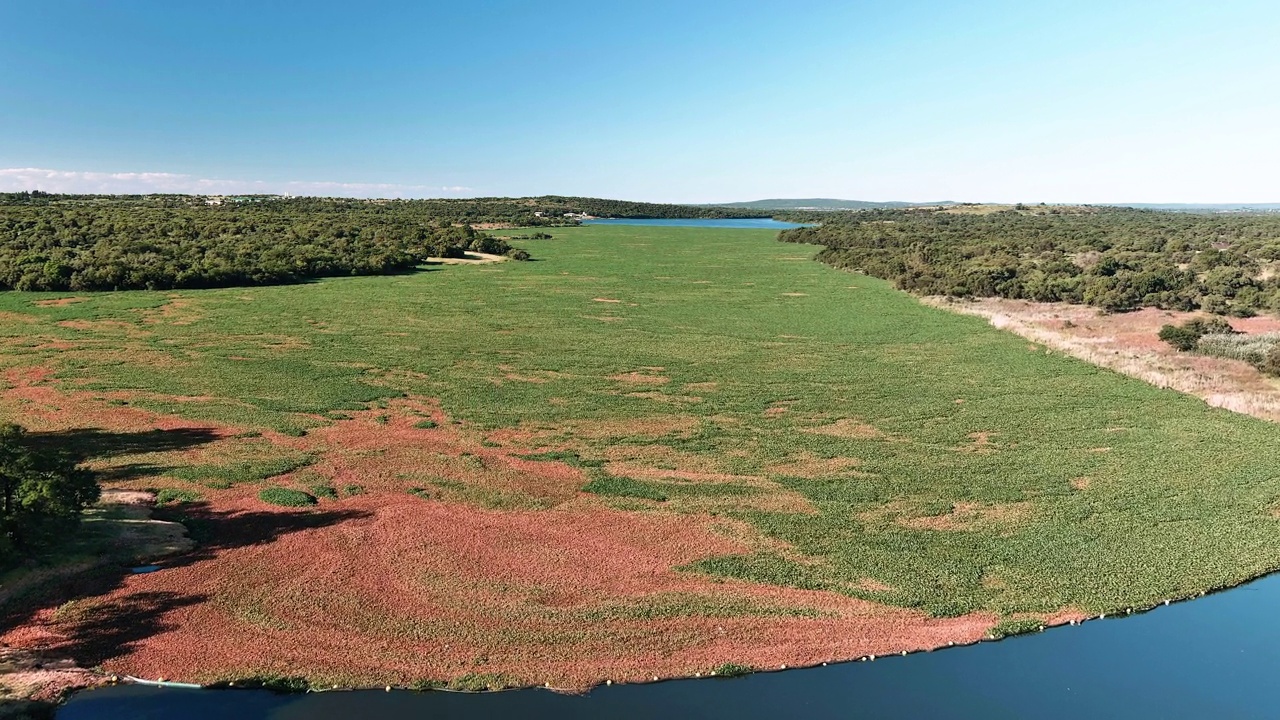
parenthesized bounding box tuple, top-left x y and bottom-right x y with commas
(5, 224, 1280, 619)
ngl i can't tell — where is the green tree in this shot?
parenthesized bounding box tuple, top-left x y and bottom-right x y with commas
(0, 424, 98, 558)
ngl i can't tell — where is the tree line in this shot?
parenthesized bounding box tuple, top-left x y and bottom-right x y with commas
(0, 196, 520, 291)
(779, 206, 1280, 316)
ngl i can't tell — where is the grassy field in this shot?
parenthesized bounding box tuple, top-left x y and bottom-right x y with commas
(5, 223, 1280, 685)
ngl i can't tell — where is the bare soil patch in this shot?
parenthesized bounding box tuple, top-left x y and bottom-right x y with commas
(954, 431, 998, 454)
(803, 418, 889, 440)
(425, 252, 508, 265)
(33, 297, 88, 308)
(610, 372, 670, 385)
(766, 453, 865, 479)
(859, 500, 1033, 534)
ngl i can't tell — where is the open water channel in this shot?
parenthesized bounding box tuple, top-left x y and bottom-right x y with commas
(58, 571, 1280, 719)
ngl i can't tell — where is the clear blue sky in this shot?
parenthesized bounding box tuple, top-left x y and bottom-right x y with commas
(1, 0, 1277, 203)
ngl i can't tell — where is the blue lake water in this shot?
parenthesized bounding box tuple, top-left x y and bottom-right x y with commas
(57, 571, 1280, 719)
(583, 218, 811, 229)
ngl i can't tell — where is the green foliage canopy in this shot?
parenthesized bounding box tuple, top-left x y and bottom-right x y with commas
(780, 206, 1280, 316)
(0, 424, 99, 559)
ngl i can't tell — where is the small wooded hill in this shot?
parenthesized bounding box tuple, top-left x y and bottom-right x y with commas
(0, 193, 762, 292)
(780, 205, 1280, 315)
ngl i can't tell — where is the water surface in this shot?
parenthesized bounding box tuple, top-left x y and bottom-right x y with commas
(59, 572, 1280, 719)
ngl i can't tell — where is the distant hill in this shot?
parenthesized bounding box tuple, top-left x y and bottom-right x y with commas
(1118, 203, 1280, 213)
(709, 199, 956, 211)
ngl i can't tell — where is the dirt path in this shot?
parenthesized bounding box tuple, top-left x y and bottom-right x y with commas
(423, 252, 508, 265)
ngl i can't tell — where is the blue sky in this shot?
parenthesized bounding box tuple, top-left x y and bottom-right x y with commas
(1, 0, 1277, 202)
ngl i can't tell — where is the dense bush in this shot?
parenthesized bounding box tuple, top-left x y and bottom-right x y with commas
(0, 424, 99, 562)
(781, 206, 1280, 315)
(0, 196, 527, 291)
(1158, 317, 1235, 351)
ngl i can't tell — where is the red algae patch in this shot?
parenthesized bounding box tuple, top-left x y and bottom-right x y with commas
(30, 494, 995, 690)
(0, 384, 1004, 692)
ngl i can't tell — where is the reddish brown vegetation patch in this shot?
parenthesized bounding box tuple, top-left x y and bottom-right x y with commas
(0, 382, 1001, 693)
(6, 493, 995, 690)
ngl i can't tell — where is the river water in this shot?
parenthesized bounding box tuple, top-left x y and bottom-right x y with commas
(58, 571, 1280, 719)
(582, 218, 810, 229)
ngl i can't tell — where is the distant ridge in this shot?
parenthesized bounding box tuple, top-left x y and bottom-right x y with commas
(709, 198, 956, 211)
(1118, 203, 1280, 213)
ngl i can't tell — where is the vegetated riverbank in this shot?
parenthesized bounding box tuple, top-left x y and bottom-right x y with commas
(924, 297, 1280, 423)
(4, 224, 1280, 701)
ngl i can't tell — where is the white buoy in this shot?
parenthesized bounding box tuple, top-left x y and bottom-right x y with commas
(385, 686, 391, 692)
(652, 676, 659, 681)
(781, 665, 787, 670)
(695, 673, 701, 677)
(869, 655, 876, 661)
(901, 651, 907, 656)
(606, 680, 613, 685)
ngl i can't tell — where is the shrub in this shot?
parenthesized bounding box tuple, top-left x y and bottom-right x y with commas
(155, 488, 201, 506)
(1263, 346, 1280, 376)
(711, 663, 753, 677)
(258, 487, 316, 507)
(1159, 317, 1236, 351)
(1158, 324, 1201, 352)
(506, 248, 531, 261)
(308, 484, 339, 500)
(413, 419, 437, 429)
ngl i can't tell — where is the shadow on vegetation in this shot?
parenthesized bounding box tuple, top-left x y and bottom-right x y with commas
(2, 428, 372, 671)
(26, 427, 222, 465)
